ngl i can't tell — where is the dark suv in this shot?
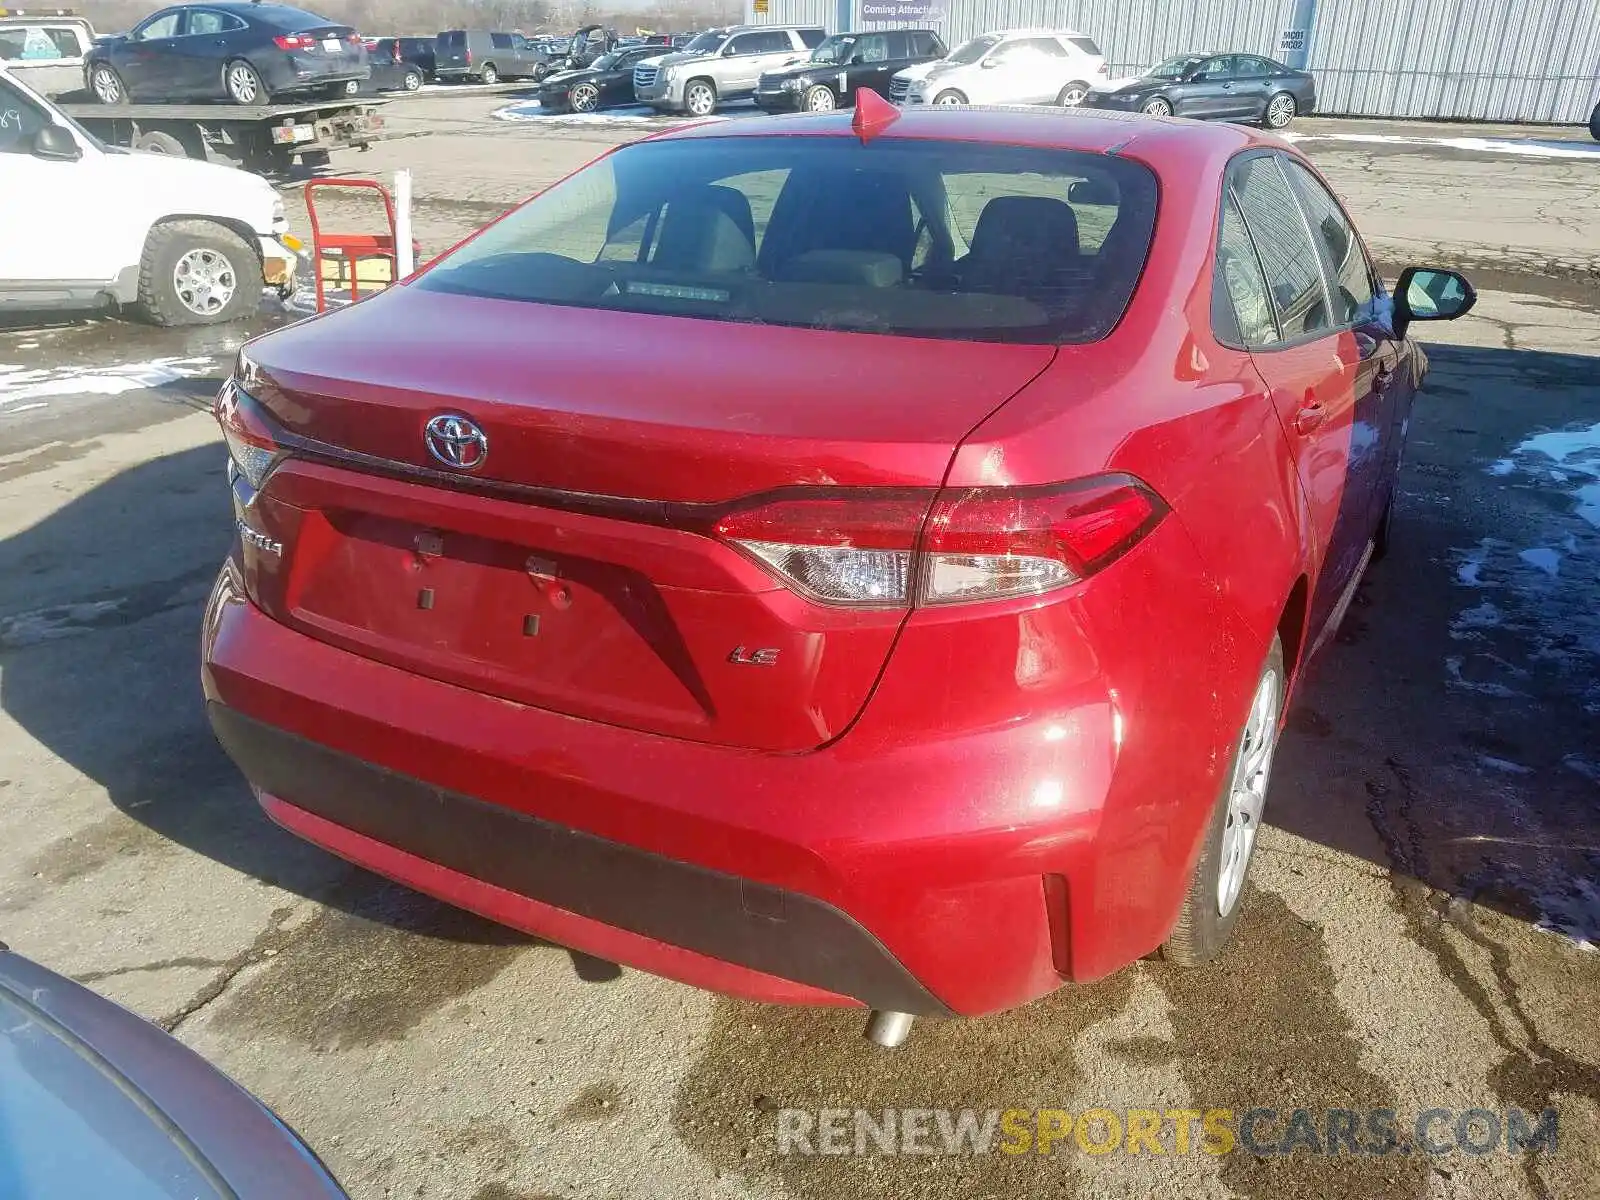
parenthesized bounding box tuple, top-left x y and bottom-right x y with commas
(755, 28, 945, 112)
(434, 29, 548, 84)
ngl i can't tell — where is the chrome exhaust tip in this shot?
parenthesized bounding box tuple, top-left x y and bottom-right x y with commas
(864, 1010, 914, 1048)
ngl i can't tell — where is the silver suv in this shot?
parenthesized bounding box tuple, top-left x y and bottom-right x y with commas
(634, 25, 824, 116)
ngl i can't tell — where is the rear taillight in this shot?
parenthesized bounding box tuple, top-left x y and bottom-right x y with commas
(711, 476, 1165, 608)
(273, 34, 312, 49)
(921, 479, 1164, 604)
(1097, 63, 1109, 75)
(215, 373, 282, 494)
(464, 48, 472, 64)
(713, 493, 930, 605)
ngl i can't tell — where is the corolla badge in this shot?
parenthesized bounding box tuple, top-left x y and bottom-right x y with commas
(424, 414, 489, 471)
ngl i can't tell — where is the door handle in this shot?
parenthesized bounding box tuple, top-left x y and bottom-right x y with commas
(1293, 401, 1326, 434)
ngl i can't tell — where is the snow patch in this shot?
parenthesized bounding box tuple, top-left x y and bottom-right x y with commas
(1519, 547, 1561, 577)
(0, 356, 217, 408)
(1477, 755, 1533, 776)
(1494, 420, 1600, 529)
(492, 100, 728, 126)
(1450, 600, 1503, 639)
(1285, 131, 1600, 161)
(1564, 755, 1600, 785)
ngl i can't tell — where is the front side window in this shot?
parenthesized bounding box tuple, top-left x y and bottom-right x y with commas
(680, 31, 727, 55)
(491, 33, 512, 49)
(946, 35, 999, 65)
(1229, 155, 1333, 341)
(854, 34, 888, 63)
(418, 136, 1159, 345)
(135, 11, 181, 40)
(1281, 158, 1376, 325)
(1149, 54, 1204, 79)
(0, 76, 49, 153)
(1194, 56, 1236, 81)
(809, 34, 854, 64)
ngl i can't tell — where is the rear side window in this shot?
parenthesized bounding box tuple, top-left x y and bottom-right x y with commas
(913, 32, 943, 57)
(1067, 36, 1101, 56)
(999, 37, 1067, 61)
(883, 31, 909, 59)
(1212, 191, 1278, 348)
(1281, 159, 1375, 325)
(1229, 155, 1332, 341)
(419, 136, 1159, 345)
(798, 28, 825, 49)
(491, 32, 512, 49)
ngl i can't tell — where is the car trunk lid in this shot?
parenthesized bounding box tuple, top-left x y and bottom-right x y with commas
(236, 287, 1056, 751)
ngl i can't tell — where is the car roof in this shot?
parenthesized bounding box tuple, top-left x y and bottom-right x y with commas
(211, 2, 324, 20)
(978, 28, 1091, 39)
(654, 105, 1284, 170)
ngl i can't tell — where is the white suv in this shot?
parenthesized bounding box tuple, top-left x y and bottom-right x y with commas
(0, 66, 299, 326)
(890, 29, 1107, 108)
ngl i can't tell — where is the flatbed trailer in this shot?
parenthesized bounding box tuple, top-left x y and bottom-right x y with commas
(55, 95, 392, 177)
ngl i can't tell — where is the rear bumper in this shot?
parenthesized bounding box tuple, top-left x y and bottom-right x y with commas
(200, 563, 1169, 1016)
(210, 704, 948, 1014)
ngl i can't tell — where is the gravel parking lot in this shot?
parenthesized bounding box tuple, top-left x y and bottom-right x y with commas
(2, 90, 1597, 1200)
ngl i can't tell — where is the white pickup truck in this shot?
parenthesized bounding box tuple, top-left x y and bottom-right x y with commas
(0, 64, 299, 325)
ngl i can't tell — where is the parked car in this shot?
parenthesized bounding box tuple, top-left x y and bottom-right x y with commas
(535, 43, 672, 112)
(0, 63, 299, 323)
(1588, 97, 1599, 140)
(0, 8, 96, 98)
(0, 941, 348, 1196)
(204, 105, 1473, 1047)
(633, 24, 823, 115)
(1082, 53, 1317, 129)
(393, 33, 435, 80)
(890, 28, 1106, 107)
(85, 2, 368, 105)
(433, 29, 547, 84)
(360, 36, 424, 92)
(754, 28, 945, 112)
(559, 22, 615, 69)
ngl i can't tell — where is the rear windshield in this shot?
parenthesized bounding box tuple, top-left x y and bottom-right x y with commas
(417, 135, 1158, 345)
(1068, 36, 1101, 56)
(437, 31, 463, 47)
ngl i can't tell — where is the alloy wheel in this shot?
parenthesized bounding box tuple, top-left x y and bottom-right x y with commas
(1216, 666, 1282, 917)
(805, 85, 836, 112)
(172, 248, 238, 318)
(91, 66, 124, 103)
(1143, 97, 1173, 116)
(226, 62, 260, 104)
(1267, 94, 1297, 128)
(686, 82, 716, 116)
(1058, 84, 1087, 107)
(571, 83, 599, 112)
(932, 90, 964, 106)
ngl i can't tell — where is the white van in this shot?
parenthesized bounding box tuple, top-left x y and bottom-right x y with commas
(0, 64, 300, 325)
(0, 9, 95, 98)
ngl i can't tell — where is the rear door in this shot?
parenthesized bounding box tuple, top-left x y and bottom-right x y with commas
(1231, 55, 1276, 120)
(172, 8, 245, 97)
(1227, 151, 1383, 638)
(989, 37, 1066, 104)
(434, 31, 466, 74)
(718, 29, 792, 97)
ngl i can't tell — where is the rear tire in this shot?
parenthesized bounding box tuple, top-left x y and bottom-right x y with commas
(1056, 80, 1090, 107)
(89, 63, 127, 105)
(1588, 100, 1600, 141)
(931, 89, 966, 106)
(134, 130, 190, 156)
(532, 63, 550, 82)
(402, 68, 423, 92)
(137, 220, 262, 328)
(1263, 91, 1298, 129)
(1162, 636, 1285, 966)
(479, 62, 499, 84)
(224, 59, 266, 105)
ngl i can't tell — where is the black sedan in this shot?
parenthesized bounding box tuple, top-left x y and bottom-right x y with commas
(86, 2, 369, 106)
(359, 36, 424, 93)
(534, 43, 668, 112)
(1081, 53, 1316, 129)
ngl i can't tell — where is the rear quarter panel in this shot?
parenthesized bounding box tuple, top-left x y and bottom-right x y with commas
(943, 127, 1312, 966)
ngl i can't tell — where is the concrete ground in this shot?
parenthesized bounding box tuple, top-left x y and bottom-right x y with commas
(1, 92, 1597, 1199)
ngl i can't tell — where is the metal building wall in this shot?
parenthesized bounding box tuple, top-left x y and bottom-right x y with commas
(743, 0, 1600, 122)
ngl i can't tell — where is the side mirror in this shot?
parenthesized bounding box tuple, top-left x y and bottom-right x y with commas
(980, 56, 1000, 69)
(1393, 266, 1476, 338)
(32, 125, 81, 162)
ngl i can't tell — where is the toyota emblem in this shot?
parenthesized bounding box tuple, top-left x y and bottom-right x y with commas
(424, 414, 489, 471)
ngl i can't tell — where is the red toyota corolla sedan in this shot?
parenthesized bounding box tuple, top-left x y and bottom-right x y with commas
(203, 102, 1473, 1046)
